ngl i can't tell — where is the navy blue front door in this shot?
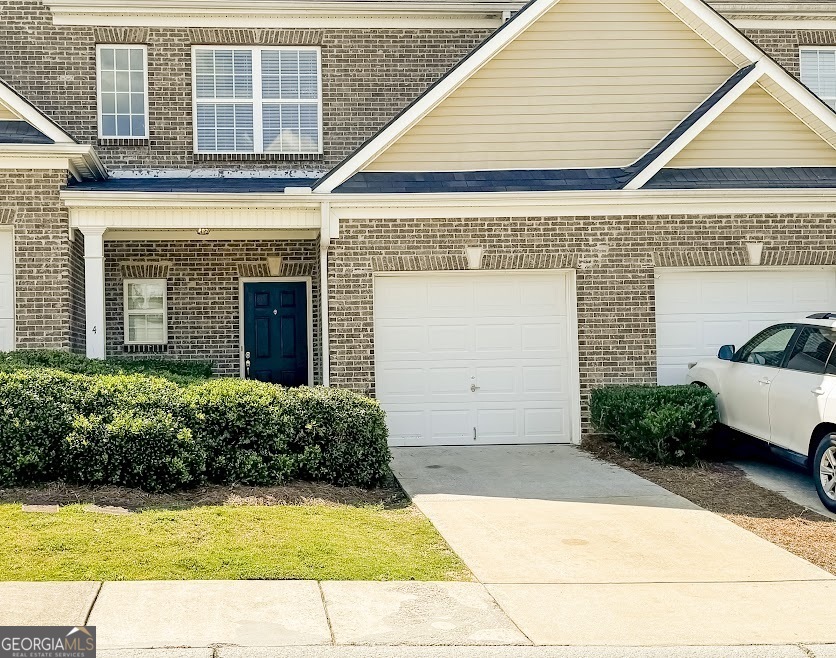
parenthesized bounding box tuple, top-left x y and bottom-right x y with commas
(243, 281, 308, 386)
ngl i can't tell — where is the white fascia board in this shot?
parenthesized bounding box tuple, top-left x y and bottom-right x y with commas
(0, 83, 75, 144)
(0, 144, 106, 181)
(673, 0, 836, 137)
(325, 189, 836, 219)
(731, 19, 836, 29)
(625, 63, 765, 191)
(46, 0, 524, 26)
(60, 190, 323, 208)
(314, 0, 562, 194)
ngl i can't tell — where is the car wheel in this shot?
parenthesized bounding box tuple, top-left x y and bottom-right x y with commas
(813, 433, 836, 513)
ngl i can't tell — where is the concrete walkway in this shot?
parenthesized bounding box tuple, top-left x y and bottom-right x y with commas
(733, 455, 836, 520)
(391, 445, 836, 647)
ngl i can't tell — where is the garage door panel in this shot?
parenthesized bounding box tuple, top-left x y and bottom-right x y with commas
(656, 269, 836, 385)
(374, 281, 429, 317)
(376, 273, 575, 446)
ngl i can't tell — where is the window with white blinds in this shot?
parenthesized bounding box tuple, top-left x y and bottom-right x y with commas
(97, 45, 148, 139)
(800, 48, 836, 111)
(193, 46, 321, 154)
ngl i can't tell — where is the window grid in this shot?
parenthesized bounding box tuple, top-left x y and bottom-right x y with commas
(192, 46, 322, 155)
(124, 279, 167, 345)
(98, 45, 148, 139)
(800, 47, 836, 110)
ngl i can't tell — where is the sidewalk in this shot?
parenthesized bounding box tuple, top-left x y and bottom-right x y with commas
(2, 580, 836, 658)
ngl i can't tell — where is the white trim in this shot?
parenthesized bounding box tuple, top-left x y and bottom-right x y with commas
(96, 44, 149, 140)
(238, 276, 315, 386)
(191, 45, 323, 156)
(0, 81, 75, 145)
(123, 277, 168, 346)
(732, 19, 836, 29)
(371, 268, 582, 445)
(44, 0, 519, 27)
(320, 201, 331, 387)
(314, 0, 563, 193)
(655, 265, 836, 274)
(625, 63, 766, 191)
(0, 227, 15, 352)
(104, 229, 319, 241)
(0, 144, 106, 181)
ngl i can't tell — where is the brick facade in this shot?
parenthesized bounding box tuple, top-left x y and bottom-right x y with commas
(0, 0, 490, 173)
(327, 214, 836, 419)
(103, 239, 321, 379)
(744, 28, 836, 77)
(0, 169, 83, 352)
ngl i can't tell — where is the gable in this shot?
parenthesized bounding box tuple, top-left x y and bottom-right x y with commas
(669, 85, 836, 167)
(0, 106, 19, 121)
(364, 0, 737, 173)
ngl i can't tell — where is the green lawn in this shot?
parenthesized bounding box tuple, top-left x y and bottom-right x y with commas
(0, 502, 470, 581)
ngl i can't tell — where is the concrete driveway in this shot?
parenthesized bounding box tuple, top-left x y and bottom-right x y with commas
(391, 445, 836, 646)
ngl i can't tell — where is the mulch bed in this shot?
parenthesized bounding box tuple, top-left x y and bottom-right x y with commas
(583, 436, 836, 575)
(0, 480, 407, 511)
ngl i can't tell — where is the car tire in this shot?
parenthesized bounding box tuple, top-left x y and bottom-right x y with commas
(813, 433, 836, 513)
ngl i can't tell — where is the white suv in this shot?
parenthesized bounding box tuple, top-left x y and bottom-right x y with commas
(686, 314, 836, 512)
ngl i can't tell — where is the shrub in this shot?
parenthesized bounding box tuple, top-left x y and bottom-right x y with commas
(63, 410, 205, 493)
(186, 379, 295, 485)
(0, 370, 84, 486)
(0, 350, 212, 383)
(286, 387, 390, 488)
(0, 366, 390, 491)
(589, 385, 718, 465)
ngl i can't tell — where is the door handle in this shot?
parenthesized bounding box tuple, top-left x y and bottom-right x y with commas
(812, 387, 826, 396)
(470, 383, 480, 392)
(245, 351, 251, 379)
(758, 377, 771, 385)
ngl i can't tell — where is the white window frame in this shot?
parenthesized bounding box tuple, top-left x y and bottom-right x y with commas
(123, 278, 168, 345)
(96, 44, 149, 140)
(800, 46, 836, 110)
(191, 45, 323, 155)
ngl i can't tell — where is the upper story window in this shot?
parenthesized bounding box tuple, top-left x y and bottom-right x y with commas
(193, 46, 322, 155)
(97, 45, 148, 139)
(800, 47, 836, 110)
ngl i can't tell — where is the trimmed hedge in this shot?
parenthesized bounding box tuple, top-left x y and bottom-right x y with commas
(0, 350, 212, 383)
(0, 368, 390, 492)
(589, 385, 718, 465)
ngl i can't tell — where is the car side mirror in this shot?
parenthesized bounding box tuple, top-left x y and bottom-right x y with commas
(718, 344, 736, 361)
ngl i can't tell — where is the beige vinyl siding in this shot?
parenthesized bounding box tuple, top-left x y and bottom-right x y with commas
(0, 106, 20, 120)
(670, 84, 836, 167)
(366, 0, 737, 172)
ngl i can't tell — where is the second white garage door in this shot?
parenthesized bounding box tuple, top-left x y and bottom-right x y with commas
(0, 231, 12, 352)
(656, 268, 836, 385)
(374, 271, 577, 446)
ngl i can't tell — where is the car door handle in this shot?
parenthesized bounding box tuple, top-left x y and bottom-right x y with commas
(812, 387, 826, 396)
(758, 377, 771, 385)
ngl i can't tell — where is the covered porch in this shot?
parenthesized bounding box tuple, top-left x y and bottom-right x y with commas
(61, 182, 337, 386)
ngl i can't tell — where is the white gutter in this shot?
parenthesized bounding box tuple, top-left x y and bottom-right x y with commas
(319, 201, 331, 387)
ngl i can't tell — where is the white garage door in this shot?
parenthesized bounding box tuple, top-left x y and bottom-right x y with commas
(374, 272, 576, 446)
(656, 268, 836, 385)
(0, 231, 12, 352)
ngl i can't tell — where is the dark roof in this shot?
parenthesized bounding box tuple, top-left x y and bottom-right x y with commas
(67, 177, 319, 193)
(622, 64, 756, 182)
(335, 168, 629, 193)
(0, 120, 53, 144)
(646, 167, 836, 189)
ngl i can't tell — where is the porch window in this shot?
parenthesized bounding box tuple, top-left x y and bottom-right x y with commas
(124, 279, 167, 345)
(800, 47, 836, 110)
(97, 45, 148, 138)
(193, 46, 322, 154)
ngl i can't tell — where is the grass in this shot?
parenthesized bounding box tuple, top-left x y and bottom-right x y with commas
(584, 435, 836, 575)
(0, 483, 471, 582)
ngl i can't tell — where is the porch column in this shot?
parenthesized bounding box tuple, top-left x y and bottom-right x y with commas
(320, 202, 331, 386)
(81, 227, 106, 359)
